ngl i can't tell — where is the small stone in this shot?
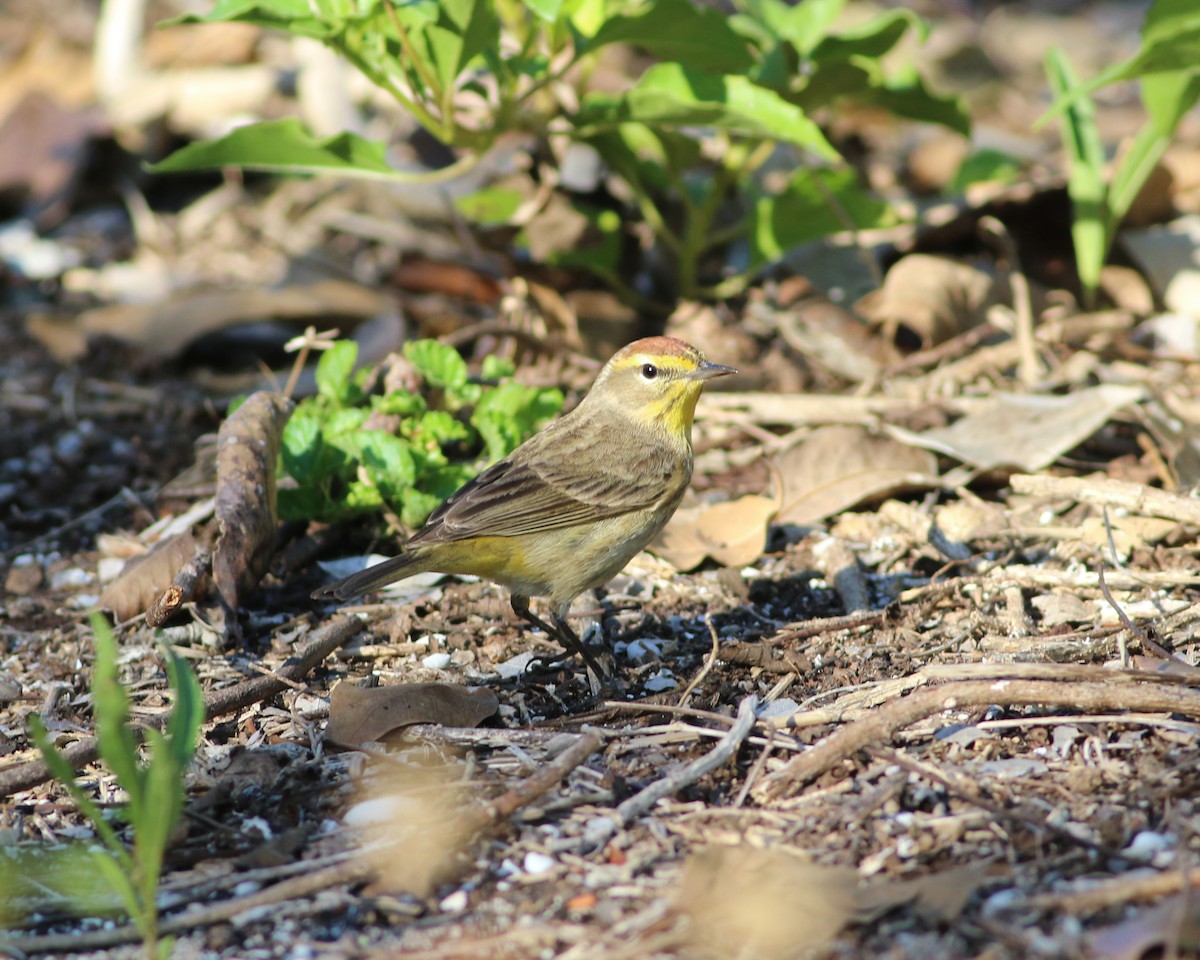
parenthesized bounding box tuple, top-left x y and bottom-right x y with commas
(439, 889, 468, 913)
(5, 563, 43, 595)
(422, 652, 452, 670)
(522, 852, 555, 875)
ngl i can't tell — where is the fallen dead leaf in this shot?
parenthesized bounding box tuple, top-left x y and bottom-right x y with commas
(889, 385, 1144, 472)
(327, 682, 500, 747)
(651, 494, 779, 572)
(98, 530, 198, 623)
(678, 846, 857, 959)
(776, 425, 940, 526)
(72, 280, 391, 361)
(855, 254, 1012, 349)
(855, 862, 992, 924)
(212, 391, 293, 611)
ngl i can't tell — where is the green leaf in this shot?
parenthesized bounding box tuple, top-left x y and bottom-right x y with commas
(948, 149, 1023, 193)
(851, 62, 970, 136)
(578, 64, 838, 157)
(356, 430, 417, 500)
(404, 340, 469, 390)
(161, 644, 203, 769)
(316, 340, 359, 405)
(90, 616, 141, 804)
(471, 382, 563, 460)
(151, 119, 405, 181)
(410, 410, 471, 445)
(280, 410, 324, 482)
(748, 0, 845, 56)
(583, 0, 754, 73)
(163, 0, 339, 39)
(748, 167, 896, 268)
(1046, 47, 1108, 302)
(520, 0, 564, 21)
(811, 8, 925, 62)
(481, 355, 516, 379)
(456, 185, 525, 225)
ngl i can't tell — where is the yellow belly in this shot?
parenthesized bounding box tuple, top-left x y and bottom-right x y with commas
(419, 508, 672, 606)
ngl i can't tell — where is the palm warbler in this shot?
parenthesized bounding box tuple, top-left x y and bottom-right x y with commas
(312, 336, 735, 675)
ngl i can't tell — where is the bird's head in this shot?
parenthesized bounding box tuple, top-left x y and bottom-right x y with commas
(586, 336, 736, 439)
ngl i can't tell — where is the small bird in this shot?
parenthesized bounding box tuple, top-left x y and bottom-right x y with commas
(312, 336, 735, 677)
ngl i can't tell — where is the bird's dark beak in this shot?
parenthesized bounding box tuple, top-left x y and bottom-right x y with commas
(688, 361, 738, 381)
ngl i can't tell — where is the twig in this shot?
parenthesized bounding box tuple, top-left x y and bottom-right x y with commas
(473, 731, 602, 825)
(0, 616, 364, 798)
(616, 695, 757, 825)
(760, 679, 1200, 798)
(1010, 473, 1200, 526)
(676, 615, 720, 708)
(145, 546, 212, 628)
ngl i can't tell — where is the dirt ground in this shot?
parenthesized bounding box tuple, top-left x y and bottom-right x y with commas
(5, 0, 1200, 958)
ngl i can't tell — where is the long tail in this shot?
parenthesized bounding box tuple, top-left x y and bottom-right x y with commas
(310, 551, 429, 601)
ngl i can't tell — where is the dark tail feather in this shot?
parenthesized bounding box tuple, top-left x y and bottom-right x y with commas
(311, 552, 427, 601)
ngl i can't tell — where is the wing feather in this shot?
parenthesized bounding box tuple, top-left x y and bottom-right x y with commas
(411, 414, 688, 545)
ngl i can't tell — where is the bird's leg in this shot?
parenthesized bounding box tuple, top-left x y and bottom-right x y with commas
(511, 595, 608, 679)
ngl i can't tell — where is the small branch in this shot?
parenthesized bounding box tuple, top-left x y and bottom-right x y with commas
(1010, 473, 1200, 526)
(761, 679, 1200, 799)
(615, 695, 757, 825)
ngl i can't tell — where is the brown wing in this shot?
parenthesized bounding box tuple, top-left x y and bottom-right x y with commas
(411, 416, 687, 545)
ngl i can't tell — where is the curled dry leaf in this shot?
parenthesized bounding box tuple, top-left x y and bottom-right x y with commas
(327, 682, 499, 748)
(855, 254, 1012, 349)
(651, 494, 779, 572)
(889, 385, 1144, 472)
(213, 391, 293, 611)
(679, 846, 858, 959)
(776, 425, 939, 526)
(98, 530, 198, 622)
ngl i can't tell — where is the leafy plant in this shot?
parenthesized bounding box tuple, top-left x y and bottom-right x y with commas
(1044, 0, 1200, 305)
(279, 338, 562, 527)
(151, 0, 966, 300)
(27, 614, 204, 960)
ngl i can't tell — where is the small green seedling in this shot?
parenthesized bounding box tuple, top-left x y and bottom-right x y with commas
(1044, 0, 1200, 305)
(279, 338, 563, 527)
(28, 614, 204, 960)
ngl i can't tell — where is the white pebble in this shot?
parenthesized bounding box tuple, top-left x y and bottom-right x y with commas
(643, 670, 677, 692)
(439, 889, 468, 912)
(522, 852, 555, 876)
(422, 652, 452, 670)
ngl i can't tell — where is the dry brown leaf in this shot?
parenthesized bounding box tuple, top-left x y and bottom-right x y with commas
(651, 494, 779, 572)
(212, 391, 293, 611)
(855, 254, 1012, 348)
(889, 385, 1144, 472)
(73, 280, 391, 360)
(776, 425, 939, 526)
(855, 862, 991, 924)
(327, 682, 499, 747)
(679, 846, 857, 959)
(98, 530, 198, 622)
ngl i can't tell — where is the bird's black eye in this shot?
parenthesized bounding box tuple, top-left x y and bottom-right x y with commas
(641, 363, 658, 380)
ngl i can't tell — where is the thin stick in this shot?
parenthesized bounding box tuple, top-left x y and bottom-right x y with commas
(616, 696, 757, 825)
(761, 679, 1200, 798)
(676, 615, 720, 708)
